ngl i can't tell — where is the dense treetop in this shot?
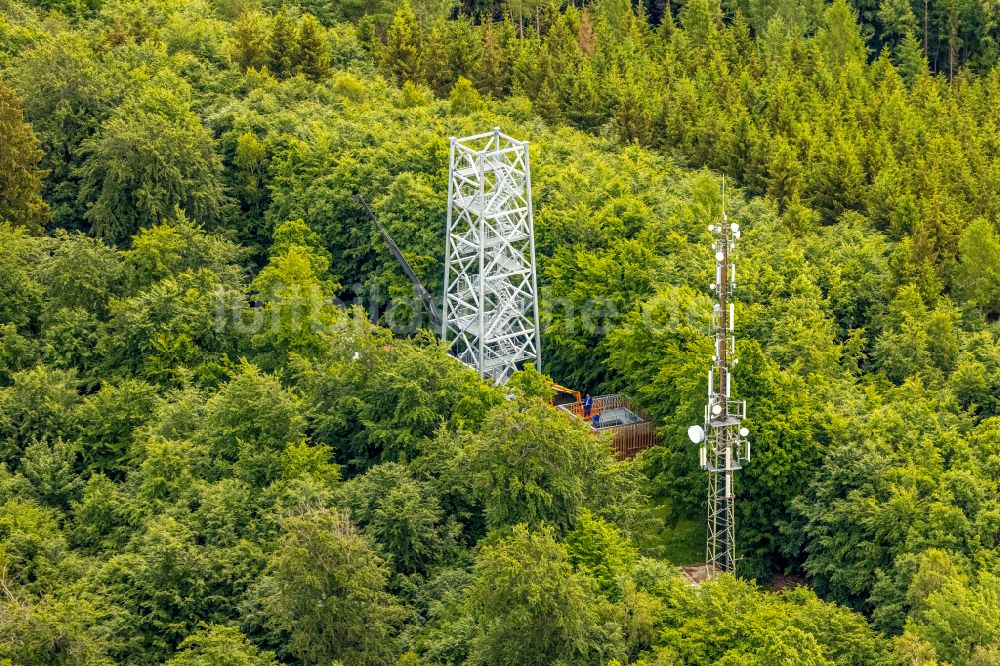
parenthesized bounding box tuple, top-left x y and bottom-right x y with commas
(2, 0, 1000, 663)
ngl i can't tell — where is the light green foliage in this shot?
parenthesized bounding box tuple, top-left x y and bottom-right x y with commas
(955, 218, 1000, 317)
(249, 219, 339, 366)
(544, 239, 657, 388)
(267, 217, 332, 277)
(302, 329, 501, 468)
(654, 576, 889, 664)
(449, 76, 483, 114)
(267, 4, 298, 77)
(0, 498, 76, 594)
(382, 0, 421, 84)
(231, 130, 268, 230)
(280, 439, 340, 488)
(103, 269, 245, 385)
(679, 0, 721, 46)
(340, 462, 456, 574)
(165, 625, 278, 666)
(34, 232, 122, 316)
(365, 170, 444, 326)
(465, 524, 623, 666)
(506, 365, 556, 401)
(227, 10, 271, 72)
(134, 436, 203, 506)
(69, 472, 137, 553)
(783, 379, 991, 623)
(907, 572, 1000, 664)
(412, 0, 457, 27)
(93, 515, 241, 663)
(195, 362, 305, 482)
(256, 509, 403, 665)
(100, 219, 247, 385)
(0, 323, 35, 384)
(815, 0, 867, 69)
(7, 32, 112, 229)
(122, 214, 243, 293)
(873, 285, 961, 382)
(0, 593, 120, 666)
(76, 379, 158, 475)
(21, 437, 83, 509)
(186, 477, 261, 547)
(161, 0, 228, 62)
(297, 14, 331, 81)
(467, 398, 638, 534)
(0, 365, 79, 463)
(0, 224, 42, 332)
(566, 508, 638, 594)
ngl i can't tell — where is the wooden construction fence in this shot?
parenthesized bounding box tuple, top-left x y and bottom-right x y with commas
(608, 421, 658, 459)
(558, 394, 659, 459)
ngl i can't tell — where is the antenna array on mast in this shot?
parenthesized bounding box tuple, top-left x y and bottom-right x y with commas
(688, 179, 750, 577)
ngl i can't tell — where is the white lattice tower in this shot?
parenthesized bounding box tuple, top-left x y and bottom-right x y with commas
(442, 129, 541, 384)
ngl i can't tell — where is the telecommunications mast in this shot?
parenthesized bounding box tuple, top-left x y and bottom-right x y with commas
(688, 180, 750, 577)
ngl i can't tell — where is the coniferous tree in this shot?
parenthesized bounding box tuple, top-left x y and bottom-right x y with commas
(747, 0, 812, 35)
(595, 0, 634, 37)
(479, 19, 513, 97)
(612, 79, 654, 145)
(447, 18, 483, 85)
(878, 0, 920, 46)
(509, 0, 545, 38)
(228, 10, 271, 72)
(684, 0, 723, 46)
(411, 0, 457, 27)
(816, 0, 868, 68)
(10, 3, 1000, 662)
(298, 14, 331, 81)
(0, 78, 49, 233)
(531, 53, 563, 124)
(422, 20, 453, 96)
(765, 135, 805, 213)
(382, 1, 421, 85)
(562, 60, 609, 131)
(268, 5, 299, 78)
(896, 30, 929, 78)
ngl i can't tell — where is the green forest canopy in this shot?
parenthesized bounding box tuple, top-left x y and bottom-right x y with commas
(2, 0, 1000, 664)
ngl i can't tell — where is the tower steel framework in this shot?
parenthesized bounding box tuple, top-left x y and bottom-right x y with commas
(690, 187, 750, 577)
(442, 129, 541, 385)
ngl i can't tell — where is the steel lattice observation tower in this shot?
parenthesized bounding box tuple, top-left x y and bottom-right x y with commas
(358, 128, 658, 459)
(442, 129, 541, 385)
(687, 186, 751, 577)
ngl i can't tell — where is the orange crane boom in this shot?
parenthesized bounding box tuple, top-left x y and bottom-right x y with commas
(548, 382, 581, 405)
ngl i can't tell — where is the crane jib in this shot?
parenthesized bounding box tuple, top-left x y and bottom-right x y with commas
(354, 193, 441, 329)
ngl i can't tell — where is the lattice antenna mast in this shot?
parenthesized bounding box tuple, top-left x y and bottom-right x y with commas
(688, 178, 750, 577)
(442, 128, 541, 385)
